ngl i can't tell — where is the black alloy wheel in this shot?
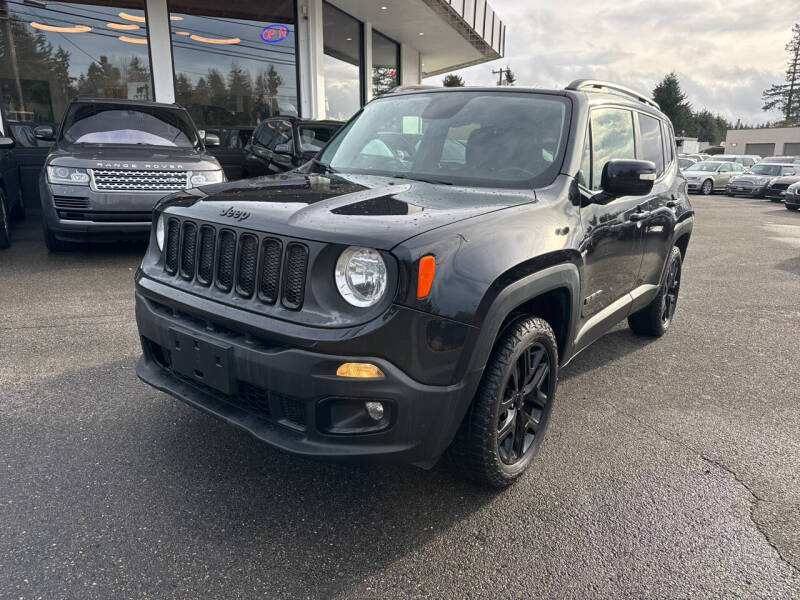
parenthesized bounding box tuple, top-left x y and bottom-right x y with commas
(0, 192, 11, 249)
(450, 316, 558, 488)
(628, 246, 683, 337)
(496, 342, 554, 465)
(660, 251, 681, 327)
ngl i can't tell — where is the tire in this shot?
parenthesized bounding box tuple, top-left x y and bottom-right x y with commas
(43, 224, 70, 252)
(0, 191, 11, 250)
(726, 191, 733, 197)
(787, 205, 799, 212)
(450, 316, 558, 488)
(628, 246, 682, 337)
(701, 179, 713, 195)
(10, 189, 26, 222)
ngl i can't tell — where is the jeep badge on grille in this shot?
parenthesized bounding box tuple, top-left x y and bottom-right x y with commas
(220, 207, 250, 222)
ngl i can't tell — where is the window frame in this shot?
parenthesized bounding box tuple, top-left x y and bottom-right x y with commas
(636, 112, 666, 178)
(371, 28, 402, 98)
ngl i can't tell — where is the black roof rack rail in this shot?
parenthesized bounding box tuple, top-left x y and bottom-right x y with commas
(566, 79, 660, 110)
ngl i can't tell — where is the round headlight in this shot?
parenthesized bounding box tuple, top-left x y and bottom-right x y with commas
(335, 246, 388, 307)
(156, 214, 165, 251)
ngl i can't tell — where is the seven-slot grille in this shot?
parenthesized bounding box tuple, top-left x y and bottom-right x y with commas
(91, 169, 188, 192)
(164, 217, 308, 310)
(770, 182, 791, 191)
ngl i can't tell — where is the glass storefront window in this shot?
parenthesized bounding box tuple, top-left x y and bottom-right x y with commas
(168, 0, 298, 133)
(372, 30, 399, 98)
(0, 0, 152, 125)
(322, 2, 361, 121)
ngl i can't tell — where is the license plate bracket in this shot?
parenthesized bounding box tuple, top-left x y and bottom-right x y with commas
(168, 327, 234, 395)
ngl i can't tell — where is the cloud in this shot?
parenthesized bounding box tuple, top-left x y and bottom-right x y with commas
(425, 0, 797, 124)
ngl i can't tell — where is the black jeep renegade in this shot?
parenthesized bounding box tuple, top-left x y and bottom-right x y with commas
(135, 81, 693, 488)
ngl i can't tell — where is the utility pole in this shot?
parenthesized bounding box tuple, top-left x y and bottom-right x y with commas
(492, 67, 509, 86)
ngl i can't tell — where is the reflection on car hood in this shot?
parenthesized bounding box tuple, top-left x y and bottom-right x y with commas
(730, 174, 775, 183)
(159, 171, 535, 250)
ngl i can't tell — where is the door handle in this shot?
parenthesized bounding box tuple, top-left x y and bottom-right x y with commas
(629, 211, 651, 222)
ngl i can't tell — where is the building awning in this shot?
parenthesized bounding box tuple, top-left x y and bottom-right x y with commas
(329, 0, 505, 76)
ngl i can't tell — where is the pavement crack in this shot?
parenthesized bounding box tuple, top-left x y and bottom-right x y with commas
(596, 398, 800, 576)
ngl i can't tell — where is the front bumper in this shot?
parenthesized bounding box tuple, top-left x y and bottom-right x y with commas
(765, 188, 789, 201)
(40, 179, 168, 241)
(785, 194, 800, 209)
(134, 285, 480, 466)
(726, 182, 767, 197)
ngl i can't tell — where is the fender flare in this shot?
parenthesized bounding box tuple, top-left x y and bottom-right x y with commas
(463, 262, 582, 380)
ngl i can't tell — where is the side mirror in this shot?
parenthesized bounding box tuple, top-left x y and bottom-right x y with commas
(204, 132, 220, 147)
(274, 142, 292, 155)
(34, 125, 55, 141)
(0, 136, 14, 150)
(601, 159, 656, 197)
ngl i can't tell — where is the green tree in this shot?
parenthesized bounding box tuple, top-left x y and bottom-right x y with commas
(174, 73, 193, 107)
(206, 68, 227, 108)
(762, 23, 800, 126)
(652, 73, 693, 134)
(443, 73, 465, 87)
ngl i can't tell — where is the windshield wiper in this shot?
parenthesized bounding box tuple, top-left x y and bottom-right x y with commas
(390, 174, 453, 186)
(308, 158, 338, 174)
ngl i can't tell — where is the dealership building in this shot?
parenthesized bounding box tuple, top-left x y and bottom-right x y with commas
(0, 0, 505, 128)
(724, 126, 800, 158)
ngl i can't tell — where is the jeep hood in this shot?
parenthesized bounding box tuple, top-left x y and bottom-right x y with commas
(158, 172, 535, 250)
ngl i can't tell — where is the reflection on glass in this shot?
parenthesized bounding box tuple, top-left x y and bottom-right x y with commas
(168, 0, 298, 130)
(372, 30, 399, 98)
(0, 0, 152, 124)
(323, 2, 361, 121)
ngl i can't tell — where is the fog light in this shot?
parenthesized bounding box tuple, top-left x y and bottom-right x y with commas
(365, 401, 384, 421)
(336, 362, 384, 379)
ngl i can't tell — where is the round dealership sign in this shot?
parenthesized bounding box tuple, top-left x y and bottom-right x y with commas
(261, 24, 289, 43)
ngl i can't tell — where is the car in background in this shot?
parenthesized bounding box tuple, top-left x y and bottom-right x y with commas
(726, 163, 798, 198)
(36, 98, 225, 251)
(758, 156, 800, 165)
(243, 117, 343, 178)
(714, 154, 761, 170)
(200, 126, 255, 181)
(0, 101, 26, 249)
(785, 181, 800, 211)
(680, 153, 705, 162)
(765, 173, 800, 202)
(678, 157, 697, 170)
(683, 160, 743, 194)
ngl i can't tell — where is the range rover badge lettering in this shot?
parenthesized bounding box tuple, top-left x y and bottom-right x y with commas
(220, 207, 250, 222)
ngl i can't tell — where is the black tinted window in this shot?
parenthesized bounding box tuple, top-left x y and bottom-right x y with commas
(638, 113, 665, 175)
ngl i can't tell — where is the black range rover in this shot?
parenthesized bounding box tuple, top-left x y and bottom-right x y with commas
(37, 99, 225, 251)
(135, 82, 693, 487)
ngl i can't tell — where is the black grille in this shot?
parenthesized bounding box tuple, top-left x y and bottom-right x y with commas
(180, 221, 198, 280)
(165, 218, 181, 275)
(53, 196, 89, 209)
(197, 226, 215, 285)
(236, 234, 258, 298)
(282, 243, 308, 310)
(216, 230, 236, 292)
(161, 218, 308, 310)
(771, 183, 790, 191)
(280, 395, 307, 428)
(236, 382, 272, 419)
(259, 238, 282, 304)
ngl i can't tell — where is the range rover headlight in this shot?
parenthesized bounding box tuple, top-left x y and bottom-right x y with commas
(155, 213, 166, 252)
(46, 166, 89, 185)
(188, 169, 225, 188)
(335, 246, 388, 307)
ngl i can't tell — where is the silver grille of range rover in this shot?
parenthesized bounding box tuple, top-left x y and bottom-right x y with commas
(91, 169, 189, 192)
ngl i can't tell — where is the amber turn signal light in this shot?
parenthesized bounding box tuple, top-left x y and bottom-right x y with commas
(336, 363, 385, 379)
(417, 255, 435, 298)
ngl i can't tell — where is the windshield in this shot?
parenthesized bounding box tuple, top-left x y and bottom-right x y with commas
(61, 103, 200, 148)
(687, 162, 720, 172)
(319, 91, 570, 188)
(750, 164, 784, 176)
(298, 124, 340, 153)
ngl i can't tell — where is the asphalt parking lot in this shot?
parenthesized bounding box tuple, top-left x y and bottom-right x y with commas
(1, 195, 799, 599)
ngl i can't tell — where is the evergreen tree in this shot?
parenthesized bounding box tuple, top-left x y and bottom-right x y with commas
(443, 73, 465, 87)
(174, 73, 193, 107)
(762, 24, 800, 126)
(206, 69, 228, 109)
(504, 67, 516, 86)
(652, 73, 693, 134)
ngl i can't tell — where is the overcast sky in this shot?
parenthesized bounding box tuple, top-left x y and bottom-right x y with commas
(424, 0, 797, 125)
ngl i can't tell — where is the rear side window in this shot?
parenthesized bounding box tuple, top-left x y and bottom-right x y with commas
(589, 107, 635, 190)
(638, 113, 665, 175)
